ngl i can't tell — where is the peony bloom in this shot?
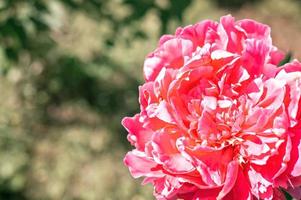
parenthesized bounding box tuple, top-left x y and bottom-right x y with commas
(122, 15, 301, 200)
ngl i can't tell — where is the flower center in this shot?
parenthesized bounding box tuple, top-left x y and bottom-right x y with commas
(189, 95, 245, 148)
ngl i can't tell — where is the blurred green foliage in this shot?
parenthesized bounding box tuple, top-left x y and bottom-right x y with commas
(212, 0, 259, 9)
(0, 0, 201, 199)
(0, 0, 300, 199)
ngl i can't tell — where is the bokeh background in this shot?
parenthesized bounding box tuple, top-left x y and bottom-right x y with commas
(0, 0, 300, 199)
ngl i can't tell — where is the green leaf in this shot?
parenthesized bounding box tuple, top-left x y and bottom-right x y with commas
(278, 52, 292, 66)
(281, 188, 293, 200)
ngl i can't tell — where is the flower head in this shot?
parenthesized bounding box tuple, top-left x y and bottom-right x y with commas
(122, 15, 301, 200)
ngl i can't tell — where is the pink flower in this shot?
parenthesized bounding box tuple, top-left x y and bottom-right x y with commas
(122, 15, 301, 200)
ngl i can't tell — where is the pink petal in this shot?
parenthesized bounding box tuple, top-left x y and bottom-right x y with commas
(122, 115, 153, 150)
(216, 161, 239, 199)
(223, 169, 252, 200)
(124, 150, 163, 178)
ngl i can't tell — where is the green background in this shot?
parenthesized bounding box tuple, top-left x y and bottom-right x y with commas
(0, 0, 300, 199)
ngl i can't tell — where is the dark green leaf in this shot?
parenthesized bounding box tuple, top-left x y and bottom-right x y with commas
(279, 52, 292, 66)
(281, 188, 293, 200)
